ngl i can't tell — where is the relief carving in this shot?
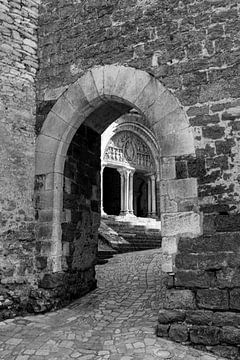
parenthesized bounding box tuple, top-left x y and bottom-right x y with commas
(104, 131, 154, 171)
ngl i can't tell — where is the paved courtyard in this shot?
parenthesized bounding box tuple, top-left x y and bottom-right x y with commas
(0, 249, 226, 360)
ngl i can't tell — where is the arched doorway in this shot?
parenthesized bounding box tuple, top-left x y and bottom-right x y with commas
(103, 167, 121, 215)
(35, 65, 198, 300)
(101, 115, 160, 219)
(133, 172, 148, 217)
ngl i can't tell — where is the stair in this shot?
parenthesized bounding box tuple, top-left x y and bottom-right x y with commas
(99, 215, 162, 253)
(97, 237, 117, 265)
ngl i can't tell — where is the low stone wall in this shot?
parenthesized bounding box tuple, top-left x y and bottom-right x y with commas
(157, 232, 240, 360)
(0, 266, 96, 321)
(0, 122, 100, 321)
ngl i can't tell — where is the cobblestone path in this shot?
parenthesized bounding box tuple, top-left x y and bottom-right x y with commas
(0, 249, 226, 360)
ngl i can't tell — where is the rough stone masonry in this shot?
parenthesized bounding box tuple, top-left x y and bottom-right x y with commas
(1, 0, 240, 359)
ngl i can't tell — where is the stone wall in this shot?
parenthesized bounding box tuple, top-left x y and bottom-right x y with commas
(61, 124, 101, 282)
(34, 124, 100, 309)
(38, 0, 240, 221)
(2, 1, 240, 356)
(158, 232, 240, 359)
(0, 0, 40, 317)
(37, 3, 240, 357)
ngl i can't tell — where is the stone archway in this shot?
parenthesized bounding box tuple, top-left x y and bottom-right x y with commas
(101, 119, 160, 218)
(35, 65, 199, 290)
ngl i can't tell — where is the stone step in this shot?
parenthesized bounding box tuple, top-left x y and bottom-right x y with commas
(97, 249, 117, 259)
(99, 216, 162, 253)
(105, 222, 161, 232)
(103, 215, 161, 230)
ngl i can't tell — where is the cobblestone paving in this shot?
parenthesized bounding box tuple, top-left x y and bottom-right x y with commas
(0, 249, 227, 360)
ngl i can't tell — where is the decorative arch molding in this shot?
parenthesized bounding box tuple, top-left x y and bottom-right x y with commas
(101, 119, 160, 176)
(35, 64, 199, 274)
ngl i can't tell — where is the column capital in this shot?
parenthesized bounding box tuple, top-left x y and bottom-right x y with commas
(127, 168, 135, 176)
(117, 167, 135, 176)
(117, 167, 126, 176)
(150, 173, 156, 181)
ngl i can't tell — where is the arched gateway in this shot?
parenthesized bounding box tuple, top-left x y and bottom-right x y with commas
(35, 65, 200, 297)
(101, 117, 160, 218)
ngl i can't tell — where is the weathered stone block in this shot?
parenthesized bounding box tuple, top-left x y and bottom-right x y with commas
(187, 158, 206, 179)
(158, 309, 186, 324)
(160, 127, 195, 158)
(206, 155, 228, 171)
(161, 212, 201, 237)
(230, 289, 240, 310)
(175, 252, 230, 271)
(202, 213, 217, 234)
(186, 310, 213, 325)
(161, 157, 176, 180)
(178, 233, 239, 254)
(189, 114, 219, 126)
(160, 195, 178, 213)
(169, 324, 189, 343)
(190, 326, 220, 345)
(175, 270, 214, 288)
(39, 273, 66, 289)
(160, 178, 198, 200)
(187, 105, 209, 117)
(202, 126, 225, 139)
(197, 253, 233, 271)
(38, 210, 53, 222)
(216, 267, 240, 288)
(213, 312, 240, 327)
(175, 253, 198, 270)
(178, 198, 198, 212)
(200, 203, 230, 214)
(35, 256, 48, 270)
(164, 289, 196, 310)
(156, 324, 169, 337)
(198, 169, 221, 185)
(161, 253, 174, 273)
(162, 236, 178, 255)
(197, 289, 229, 310)
(36, 223, 53, 239)
(210, 345, 240, 360)
(222, 106, 240, 120)
(215, 139, 235, 155)
(215, 214, 240, 232)
(175, 160, 188, 179)
(220, 327, 240, 345)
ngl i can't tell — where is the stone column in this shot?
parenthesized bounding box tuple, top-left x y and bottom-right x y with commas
(124, 169, 130, 214)
(147, 176, 152, 217)
(117, 168, 125, 215)
(151, 174, 156, 217)
(128, 170, 135, 215)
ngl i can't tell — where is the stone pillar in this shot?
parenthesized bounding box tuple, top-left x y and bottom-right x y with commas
(117, 168, 135, 216)
(128, 170, 135, 215)
(117, 168, 126, 215)
(101, 165, 106, 215)
(124, 169, 130, 214)
(147, 177, 152, 217)
(151, 174, 156, 217)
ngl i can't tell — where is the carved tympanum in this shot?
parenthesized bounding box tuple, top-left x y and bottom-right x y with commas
(104, 131, 154, 171)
